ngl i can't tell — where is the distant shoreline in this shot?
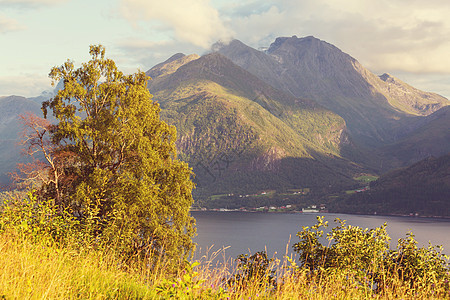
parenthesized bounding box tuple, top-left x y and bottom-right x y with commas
(190, 209, 450, 220)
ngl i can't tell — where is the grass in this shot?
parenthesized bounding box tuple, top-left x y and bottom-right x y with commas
(0, 230, 157, 299)
(210, 194, 230, 201)
(354, 175, 379, 183)
(1, 228, 449, 299)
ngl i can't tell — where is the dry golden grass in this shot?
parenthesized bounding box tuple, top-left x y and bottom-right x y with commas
(0, 230, 449, 299)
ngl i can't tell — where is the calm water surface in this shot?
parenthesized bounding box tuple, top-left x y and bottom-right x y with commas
(192, 211, 450, 260)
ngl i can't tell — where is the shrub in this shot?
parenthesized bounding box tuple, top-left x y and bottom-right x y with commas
(228, 251, 276, 289)
(292, 216, 450, 295)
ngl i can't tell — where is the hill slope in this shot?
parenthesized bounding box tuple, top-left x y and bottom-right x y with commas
(334, 154, 450, 217)
(378, 106, 450, 171)
(147, 53, 364, 196)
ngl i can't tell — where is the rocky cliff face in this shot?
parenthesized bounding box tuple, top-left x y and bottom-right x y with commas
(376, 73, 447, 116)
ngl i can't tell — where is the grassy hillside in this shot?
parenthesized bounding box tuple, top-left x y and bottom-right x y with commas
(0, 214, 448, 299)
(333, 153, 450, 217)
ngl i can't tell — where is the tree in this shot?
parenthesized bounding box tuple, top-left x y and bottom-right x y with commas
(12, 112, 67, 204)
(39, 45, 196, 263)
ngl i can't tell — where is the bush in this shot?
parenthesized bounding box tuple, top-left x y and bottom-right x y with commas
(0, 192, 80, 246)
(228, 251, 276, 289)
(292, 216, 450, 295)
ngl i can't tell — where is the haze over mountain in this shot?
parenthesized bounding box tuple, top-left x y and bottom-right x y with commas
(378, 106, 450, 171)
(0, 95, 42, 185)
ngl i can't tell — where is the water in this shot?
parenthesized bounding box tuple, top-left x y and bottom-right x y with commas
(191, 211, 450, 261)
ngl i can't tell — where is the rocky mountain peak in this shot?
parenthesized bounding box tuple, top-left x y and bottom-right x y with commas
(211, 39, 248, 52)
(267, 35, 345, 58)
(213, 35, 450, 146)
(146, 53, 200, 79)
(374, 72, 449, 116)
(379, 73, 399, 84)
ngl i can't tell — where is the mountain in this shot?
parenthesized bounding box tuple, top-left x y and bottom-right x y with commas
(376, 73, 446, 116)
(147, 53, 364, 197)
(377, 106, 450, 171)
(214, 36, 449, 147)
(146, 53, 200, 79)
(0, 95, 42, 186)
(333, 154, 450, 217)
(2, 36, 448, 202)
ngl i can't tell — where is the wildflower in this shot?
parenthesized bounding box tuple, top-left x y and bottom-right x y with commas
(172, 283, 176, 288)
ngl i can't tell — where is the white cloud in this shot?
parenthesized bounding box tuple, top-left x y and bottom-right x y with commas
(219, 0, 450, 74)
(120, 0, 233, 49)
(114, 37, 205, 72)
(0, 0, 66, 8)
(0, 15, 25, 33)
(228, 5, 285, 46)
(0, 74, 51, 98)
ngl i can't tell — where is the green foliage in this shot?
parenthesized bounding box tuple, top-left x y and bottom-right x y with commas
(293, 216, 332, 271)
(0, 192, 80, 246)
(228, 251, 276, 289)
(385, 232, 450, 291)
(156, 262, 229, 299)
(293, 216, 450, 295)
(0, 233, 147, 299)
(34, 45, 195, 265)
(1, 205, 449, 299)
(354, 175, 379, 183)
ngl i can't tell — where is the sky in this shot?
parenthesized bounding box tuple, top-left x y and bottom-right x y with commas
(1, 0, 450, 99)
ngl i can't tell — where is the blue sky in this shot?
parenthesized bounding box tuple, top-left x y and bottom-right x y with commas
(1, 0, 450, 99)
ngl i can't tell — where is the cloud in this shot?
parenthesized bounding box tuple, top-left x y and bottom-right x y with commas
(223, 4, 285, 46)
(120, 0, 233, 49)
(0, 73, 51, 97)
(0, 15, 25, 33)
(218, 0, 450, 74)
(0, 0, 66, 8)
(115, 37, 204, 72)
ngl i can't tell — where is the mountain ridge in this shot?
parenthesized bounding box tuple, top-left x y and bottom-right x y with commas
(334, 153, 450, 217)
(214, 36, 449, 147)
